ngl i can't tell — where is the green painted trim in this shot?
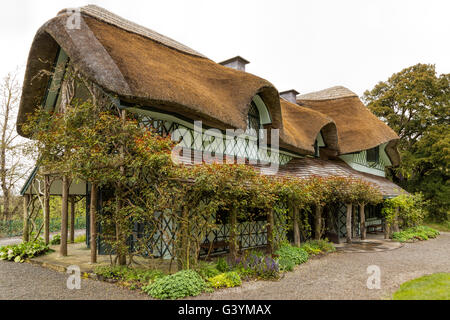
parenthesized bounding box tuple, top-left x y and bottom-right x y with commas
(20, 166, 38, 196)
(44, 49, 69, 112)
(252, 95, 272, 125)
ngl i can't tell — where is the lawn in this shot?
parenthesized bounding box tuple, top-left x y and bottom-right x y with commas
(424, 220, 450, 233)
(393, 273, 450, 300)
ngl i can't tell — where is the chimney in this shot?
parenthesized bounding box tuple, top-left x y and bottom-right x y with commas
(219, 56, 250, 72)
(280, 89, 300, 104)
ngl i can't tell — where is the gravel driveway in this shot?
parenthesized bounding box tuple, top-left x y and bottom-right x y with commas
(193, 232, 450, 300)
(0, 233, 448, 300)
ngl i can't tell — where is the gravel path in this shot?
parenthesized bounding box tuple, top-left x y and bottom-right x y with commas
(0, 233, 448, 300)
(0, 259, 150, 300)
(193, 232, 450, 300)
(0, 229, 85, 246)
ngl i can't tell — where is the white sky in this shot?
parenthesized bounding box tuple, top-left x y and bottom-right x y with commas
(0, 0, 449, 97)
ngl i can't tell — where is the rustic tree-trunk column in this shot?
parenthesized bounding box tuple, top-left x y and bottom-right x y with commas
(90, 183, 98, 264)
(346, 203, 352, 243)
(267, 209, 275, 255)
(178, 206, 189, 271)
(69, 196, 75, 243)
(22, 195, 30, 242)
(60, 176, 69, 257)
(384, 221, 391, 239)
(293, 205, 301, 247)
(229, 207, 238, 261)
(43, 175, 50, 245)
(314, 205, 322, 240)
(393, 207, 400, 233)
(360, 203, 366, 240)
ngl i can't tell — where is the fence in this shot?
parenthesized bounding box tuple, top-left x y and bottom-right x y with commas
(0, 217, 86, 238)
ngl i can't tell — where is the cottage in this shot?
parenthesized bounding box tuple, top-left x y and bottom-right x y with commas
(17, 5, 405, 260)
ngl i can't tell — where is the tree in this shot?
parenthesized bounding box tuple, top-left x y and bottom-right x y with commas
(0, 71, 32, 221)
(363, 64, 449, 221)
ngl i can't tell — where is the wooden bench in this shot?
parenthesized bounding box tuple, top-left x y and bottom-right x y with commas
(200, 240, 242, 259)
(367, 224, 384, 234)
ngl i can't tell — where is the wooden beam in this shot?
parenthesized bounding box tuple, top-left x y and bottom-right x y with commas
(23, 195, 30, 242)
(360, 204, 366, 240)
(60, 176, 69, 257)
(346, 203, 352, 244)
(43, 175, 50, 245)
(69, 196, 75, 243)
(90, 183, 98, 264)
(229, 207, 238, 262)
(293, 205, 301, 247)
(314, 205, 322, 240)
(267, 209, 274, 254)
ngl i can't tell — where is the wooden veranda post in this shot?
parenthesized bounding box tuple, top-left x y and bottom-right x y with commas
(22, 195, 30, 242)
(69, 196, 75, 243)
(346, 203, 352, 243)
(90, 183, 98, 264)
(293, 205, 301, 247)
(393, 207, 400, 233)
(267, 209, 275, 255)
(314, 205, 322, 240)
(229, 208, 238, 261)
(360, 204, 366, 240)
(60, 176, 69, 256)
(43, 175, 50, 245)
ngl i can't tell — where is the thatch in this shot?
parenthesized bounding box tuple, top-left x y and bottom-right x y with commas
(279, 99, 338, 155)
(297, 86, 400, 165)
(17, 5, 283, 140)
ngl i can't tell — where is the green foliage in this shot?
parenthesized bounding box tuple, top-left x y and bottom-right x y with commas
(275, 244, 309, 271)
(142, 270, 208, 299)
(301, 239, 336, 255)
(74, 234, 86, 243)
(0, 239, 50, 263)
(393, 273, 450, 300)
(392, 226, 440, 242)
(93, 265, 165, 289)
(216, 257, 231, 273)
(195, 262, 221, 280)
(50, 234, 61, 245)
(363, 64, 449, 221)
(383, 194, 427, 228)
(208, 271, 242, 289)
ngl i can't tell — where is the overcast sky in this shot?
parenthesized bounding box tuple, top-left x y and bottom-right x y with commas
(1, 0, 449, 97)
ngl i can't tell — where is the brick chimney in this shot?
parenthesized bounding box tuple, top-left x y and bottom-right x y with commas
(280, 89, 300, 104)
(219, 56, 250, 72)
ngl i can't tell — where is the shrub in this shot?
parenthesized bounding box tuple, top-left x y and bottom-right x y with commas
(0, 239, 50, 263)
(94, 265, 165, 289)
(278, 257, 295, 271)
(196, 262, 221, 280)
(301, 239, 336, 255)
(208, 271, 242, 288)
(233, 251, 280, 280)
(74, 234, 86, 243)
(142, 270, 208, 299)
(50, 234, 61, 245)
(276, 244, 309, 267)
(392, 226, 440, 242)
(216, 257, 231, 273)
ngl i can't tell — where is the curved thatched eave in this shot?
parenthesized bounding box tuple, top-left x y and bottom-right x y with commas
(279, 99, 338, 155)
(297, 89, 399, 160)
(17, 7, 283, 138)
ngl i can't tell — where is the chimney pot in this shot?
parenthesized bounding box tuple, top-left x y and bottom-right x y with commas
(280, 89, 300, 104)
(219, 56, 250, 72)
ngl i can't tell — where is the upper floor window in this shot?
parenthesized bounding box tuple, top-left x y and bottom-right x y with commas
(366, 146, 379, 162)
(246, 101, 261, 137)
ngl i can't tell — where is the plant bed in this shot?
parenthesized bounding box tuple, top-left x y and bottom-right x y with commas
(0, 239, 52, 263)
(392, 226, 440, 243)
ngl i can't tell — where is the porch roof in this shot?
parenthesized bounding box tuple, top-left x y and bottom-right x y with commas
(256, 157, 407, 198)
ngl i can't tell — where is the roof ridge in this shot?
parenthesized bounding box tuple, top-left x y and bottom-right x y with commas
(297, 86, 357, 101)
(59, 5, 207, 59)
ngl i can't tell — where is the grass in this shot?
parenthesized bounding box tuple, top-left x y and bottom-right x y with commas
(393, 273, 450, 300)
(424, 220, 450, 233)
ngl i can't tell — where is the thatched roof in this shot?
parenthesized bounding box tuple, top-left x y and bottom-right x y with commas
(297, 86, 400, 165)
(279, 99, 338, 155)
(16, 5, 282, 139)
